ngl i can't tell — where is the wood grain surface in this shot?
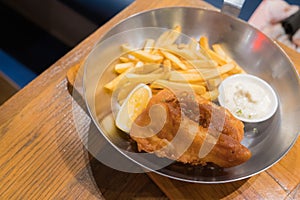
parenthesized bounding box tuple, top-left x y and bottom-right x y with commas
(0, 0, 299, 199)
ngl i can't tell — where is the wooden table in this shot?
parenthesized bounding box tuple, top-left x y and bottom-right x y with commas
(0, 0, 299, 199)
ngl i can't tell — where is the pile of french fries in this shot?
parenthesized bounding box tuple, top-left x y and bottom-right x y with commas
(104, 25, 245, 102)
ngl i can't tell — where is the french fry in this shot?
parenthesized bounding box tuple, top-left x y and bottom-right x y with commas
(163, 59, 172, 73)
(151, 68, 164, 74)
(199, 36, 210, 50)
(105, 25, 246, 103)
(169, 71, 205, 82)
(121, 44, 163, 63)
(143, 39, 155, 53)
(160, 50, 188, 70)
(206, 49, 227, 66)
(177, 43, 188, 49)
(155, 25, 182, 48)
(162, 44, 208, 60)
(199, 36, 228, 66)
(127, 54, 140, 62)
(124, 72, 167, 84)
(211, 44, 245, 74)
(151, 80, 206, 95)
(134, 63, 160, 74)
(212, 44, 232, 62)
(227, 65, 243, 74)
(221, 73, 230, 80)
(207, 78, 222, 90)
(119, 56, 130, 63)
(114, 62, 134, 73)
(135, 61, 144, 68)
(200, 63, 235, 79)
(169, 62, 235, 83)
(185, 60, 218, 69)
(202, 89, 219, 101)
(163, 59, 171, 67)
(188, 38, 199, 51)
(104, 68, 132, 91)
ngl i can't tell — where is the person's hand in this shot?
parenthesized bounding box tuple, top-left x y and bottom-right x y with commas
(248, 0, 300, 52)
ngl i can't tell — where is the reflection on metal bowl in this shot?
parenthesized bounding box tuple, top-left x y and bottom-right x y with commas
(82, 7, 300, 183)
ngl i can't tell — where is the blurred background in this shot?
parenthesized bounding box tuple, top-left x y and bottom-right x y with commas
(0, 0, 299, 104)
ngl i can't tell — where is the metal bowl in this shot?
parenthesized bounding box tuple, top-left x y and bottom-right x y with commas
(83, 7, 300, 183)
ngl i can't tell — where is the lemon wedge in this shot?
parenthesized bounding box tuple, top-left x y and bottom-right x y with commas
(115, 83, 152, 133)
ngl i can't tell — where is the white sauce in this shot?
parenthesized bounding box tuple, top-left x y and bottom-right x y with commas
(222, 81, 272, 120)
(218, 74, 278, 123)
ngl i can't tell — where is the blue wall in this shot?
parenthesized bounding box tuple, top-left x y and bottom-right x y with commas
(0, 49, 36, 88)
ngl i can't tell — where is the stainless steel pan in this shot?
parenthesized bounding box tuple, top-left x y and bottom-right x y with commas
(81, 1, 300, 183)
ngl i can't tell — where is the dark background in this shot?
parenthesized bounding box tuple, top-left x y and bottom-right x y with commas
(0, 0, 299, 89)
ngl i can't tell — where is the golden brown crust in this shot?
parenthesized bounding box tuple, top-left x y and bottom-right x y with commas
(130, 89, 251, 168)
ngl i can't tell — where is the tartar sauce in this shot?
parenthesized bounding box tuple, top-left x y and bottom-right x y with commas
(218, 74, 278, 123)
(223, 81, 271, 120)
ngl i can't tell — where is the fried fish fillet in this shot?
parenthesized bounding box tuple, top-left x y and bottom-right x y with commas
(130, 89, 251, 168)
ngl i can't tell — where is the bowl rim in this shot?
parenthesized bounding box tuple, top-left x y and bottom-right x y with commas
(82, 6, 300, 184)
(218, 74, 279, 123)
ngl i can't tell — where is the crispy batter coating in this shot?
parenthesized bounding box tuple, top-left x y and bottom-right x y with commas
(130, 89, 251, 168)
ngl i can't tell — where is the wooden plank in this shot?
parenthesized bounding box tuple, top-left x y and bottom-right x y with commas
(0, 75, 166, 199)
(0, 0, 299, 199)
(148, 171, 287, 200)
(286, 183, 300, 200)
(266, 138, 300, 195)
(148, 137, 300, 199)
(63, 1, 300, 199)
(0, 0, 173, 198)
(65, 41, 300, 200)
